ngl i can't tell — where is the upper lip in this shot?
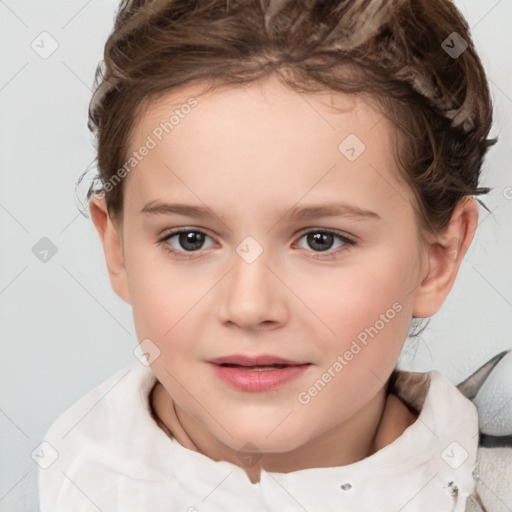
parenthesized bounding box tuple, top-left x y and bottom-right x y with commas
(207, 354, 310, 367)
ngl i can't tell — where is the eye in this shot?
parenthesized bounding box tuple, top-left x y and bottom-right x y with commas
(294, 229, 355, 257)
(158, 227, 356, 260)
(158, 228, 215, 258)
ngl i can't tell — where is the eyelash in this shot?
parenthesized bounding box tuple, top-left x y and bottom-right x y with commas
(157, 228, 357, 260)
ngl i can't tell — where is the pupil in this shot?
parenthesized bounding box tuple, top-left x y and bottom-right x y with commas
(180, 231, 204, 251)
(308, 232, 333, 252)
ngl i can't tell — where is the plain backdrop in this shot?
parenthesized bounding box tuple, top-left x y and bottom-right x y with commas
(0, 0, 511, 510)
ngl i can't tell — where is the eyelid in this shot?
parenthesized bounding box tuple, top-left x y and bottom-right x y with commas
(159, 226, 357, 243)
(294, 226, 357, 243)
(158, 227, 218, 248)
(158, 226, 357, 258)
(292, 228, 356, 259)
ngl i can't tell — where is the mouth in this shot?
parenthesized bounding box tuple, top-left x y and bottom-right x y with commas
(208, 354, 309, 367)
(218, 363, 292, 371)
(207, 354, 311, 391)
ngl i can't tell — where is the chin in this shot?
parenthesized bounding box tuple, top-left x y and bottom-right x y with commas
(217, 419, 313, 454)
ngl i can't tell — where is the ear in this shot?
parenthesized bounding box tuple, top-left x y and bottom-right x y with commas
(89, 194, 131, 304)
(412, 197, 479, 318)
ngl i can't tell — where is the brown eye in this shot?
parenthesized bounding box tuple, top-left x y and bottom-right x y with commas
(176, 231, 205, 251)
(160, 229, 215, 255)
(295, 229, 355, 256)
(306, 232, 335, 252)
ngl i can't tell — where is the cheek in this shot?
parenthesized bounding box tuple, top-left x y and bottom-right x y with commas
(129, 272, 205, 390)
(126, 245, 193, 338)
(126, 249, 221, 377)
(304, 248, 417, 347)
(293, 254, 416, 431)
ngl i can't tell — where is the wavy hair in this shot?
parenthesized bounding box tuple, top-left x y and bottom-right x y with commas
(84, 0, 496, 233)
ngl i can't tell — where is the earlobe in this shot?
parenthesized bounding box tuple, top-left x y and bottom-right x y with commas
(89, 195, 131, 305)
(412, 197, 479, 318)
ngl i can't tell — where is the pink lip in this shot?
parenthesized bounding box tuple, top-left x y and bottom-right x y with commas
(208, 354, 308, 366)
(207, 354, 311, 392)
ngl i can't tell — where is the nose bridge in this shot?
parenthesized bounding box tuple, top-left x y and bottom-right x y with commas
(232, 237, 270, 289)
(219, 235, 287, 328)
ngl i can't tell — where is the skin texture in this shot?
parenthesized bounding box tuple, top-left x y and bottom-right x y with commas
(90, 74, 478, 482)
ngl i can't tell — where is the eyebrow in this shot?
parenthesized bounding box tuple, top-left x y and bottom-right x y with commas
(141, 201, 381, 221)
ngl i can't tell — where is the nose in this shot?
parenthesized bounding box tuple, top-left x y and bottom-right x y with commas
(218, 244, 289, 331)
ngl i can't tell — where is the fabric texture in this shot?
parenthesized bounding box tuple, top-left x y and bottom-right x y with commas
(37, 360, 507, 512)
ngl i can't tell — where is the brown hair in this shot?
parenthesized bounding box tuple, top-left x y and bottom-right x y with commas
(84, 0, 496, 233)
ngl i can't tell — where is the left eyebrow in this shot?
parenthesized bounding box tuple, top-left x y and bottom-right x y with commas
(285, 203, 381, 221)
(140, 201, 381, 221)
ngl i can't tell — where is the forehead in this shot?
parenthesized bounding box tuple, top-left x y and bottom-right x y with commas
(133, 76, 388, 155)
(123, 76, 413, 222)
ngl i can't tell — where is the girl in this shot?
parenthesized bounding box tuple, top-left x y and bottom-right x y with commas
(38, 0, 511, 510)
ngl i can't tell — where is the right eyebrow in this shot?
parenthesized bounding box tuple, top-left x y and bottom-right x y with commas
(141, 201, 213, 218)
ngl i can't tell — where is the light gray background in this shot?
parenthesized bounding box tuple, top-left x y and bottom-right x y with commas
(0, 1, 511, 510)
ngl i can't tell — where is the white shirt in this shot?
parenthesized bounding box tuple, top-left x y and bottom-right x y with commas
(38, 361, 481, 512)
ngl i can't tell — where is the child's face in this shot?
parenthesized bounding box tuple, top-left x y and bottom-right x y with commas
(107, 76, 433, 453)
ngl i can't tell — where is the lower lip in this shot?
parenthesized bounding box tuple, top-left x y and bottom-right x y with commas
(209, 363, 310, 391)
